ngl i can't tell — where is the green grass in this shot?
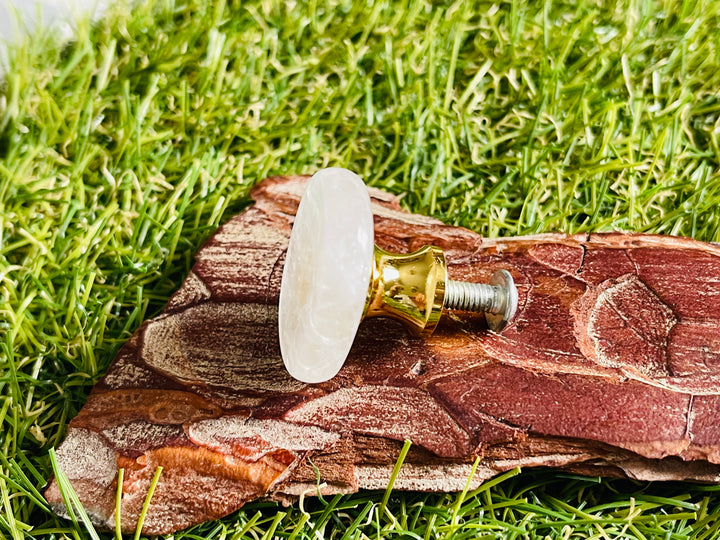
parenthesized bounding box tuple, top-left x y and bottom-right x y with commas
(2, 0, 720, 537)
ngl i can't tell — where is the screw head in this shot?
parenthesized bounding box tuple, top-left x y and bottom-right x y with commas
(484, 269, 518, 332)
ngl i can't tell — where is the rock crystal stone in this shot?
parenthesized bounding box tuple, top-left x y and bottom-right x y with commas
(278, 168, 374, 383)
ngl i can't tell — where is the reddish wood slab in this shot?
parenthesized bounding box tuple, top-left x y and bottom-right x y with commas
(45, 176, 720, 534)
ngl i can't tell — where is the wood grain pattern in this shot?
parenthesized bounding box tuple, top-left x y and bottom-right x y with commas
(45, 176, 720, 534)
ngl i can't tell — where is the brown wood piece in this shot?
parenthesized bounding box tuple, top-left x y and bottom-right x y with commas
(45, 175, 720, 534)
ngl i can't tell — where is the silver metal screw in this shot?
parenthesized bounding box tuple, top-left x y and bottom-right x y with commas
(444, 269, 518, 331)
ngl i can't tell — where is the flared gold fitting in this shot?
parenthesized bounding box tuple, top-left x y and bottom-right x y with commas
(363, 245, 518, 335)
(364, 245, 447, 335)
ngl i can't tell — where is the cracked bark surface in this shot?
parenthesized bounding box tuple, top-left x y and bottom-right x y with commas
(45, 176, 720, 534)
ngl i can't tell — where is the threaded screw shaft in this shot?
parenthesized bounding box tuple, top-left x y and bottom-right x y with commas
(444, 281, 502, 312)
(443, 269, 518, 331)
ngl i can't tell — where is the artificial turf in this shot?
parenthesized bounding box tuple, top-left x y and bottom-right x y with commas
(2, 0, 720, 537)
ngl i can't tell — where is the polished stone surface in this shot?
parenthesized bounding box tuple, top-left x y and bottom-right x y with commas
(278, 168, 374, 383)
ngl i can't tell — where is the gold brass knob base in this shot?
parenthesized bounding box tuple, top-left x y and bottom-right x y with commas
(364, 245, 446, 335)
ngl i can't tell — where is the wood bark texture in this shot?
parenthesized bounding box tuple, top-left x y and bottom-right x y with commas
(45, 175, 720, 534)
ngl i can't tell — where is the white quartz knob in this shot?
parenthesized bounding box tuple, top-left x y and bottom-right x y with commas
(278, 168, 374, 383)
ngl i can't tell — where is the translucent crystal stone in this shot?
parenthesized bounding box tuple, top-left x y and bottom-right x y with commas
(279, 168, 374, 383)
